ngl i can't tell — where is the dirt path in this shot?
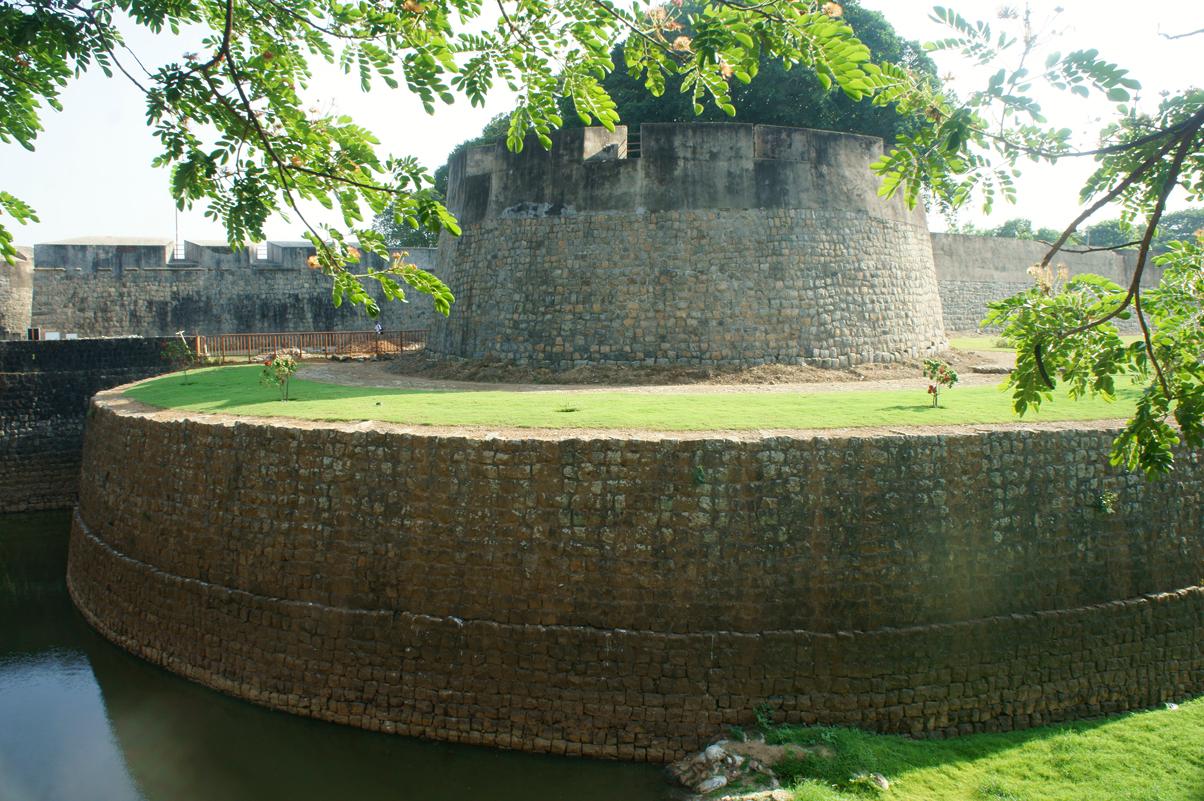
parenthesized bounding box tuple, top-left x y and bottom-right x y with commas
(301, 350, 1015, 395)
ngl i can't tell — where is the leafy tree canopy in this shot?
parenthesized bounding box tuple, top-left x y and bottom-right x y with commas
(557, 0, 937, 142)
(915, 6, 1204, 474)
(949, 217, 1061, 241)
(952, 208, 1203, 253)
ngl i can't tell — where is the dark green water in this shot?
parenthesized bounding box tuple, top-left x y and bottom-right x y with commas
(0, 512, 672, 801)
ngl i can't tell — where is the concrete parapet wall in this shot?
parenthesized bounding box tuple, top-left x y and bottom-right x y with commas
(68, 397, 1204, 760)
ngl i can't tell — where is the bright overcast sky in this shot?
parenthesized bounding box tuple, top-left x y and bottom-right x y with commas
(2, 0, 1201, 245)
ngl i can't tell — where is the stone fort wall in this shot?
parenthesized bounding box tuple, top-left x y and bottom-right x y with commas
(68, 396, 1204, 761)
(0, 247, 33, 339)
(0, 338, 171, 513)
(430, 124, 947, 369)
(932, 233, 1151, 332)
(19, 233, 1153, 340)
(14, 132, 1164, 347)
(26, 240, 439, 337)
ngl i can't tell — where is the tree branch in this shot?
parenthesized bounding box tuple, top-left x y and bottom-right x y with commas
(1133, 288, 1171, 399)
(178, 0, 235, 78)
(1050, 119, 1200, 340)
(1160, 27, 1204, 40)
(974, 105, 1204, 161)
(1039, 136, 1179, 268)
(1037, 239, 1142, 254)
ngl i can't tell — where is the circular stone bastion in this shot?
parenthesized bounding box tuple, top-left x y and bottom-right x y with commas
(68, 392, 1204, 762)
(428, 123, 947, 370)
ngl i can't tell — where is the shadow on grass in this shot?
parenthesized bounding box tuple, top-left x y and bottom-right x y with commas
(127, 365, 453, 414)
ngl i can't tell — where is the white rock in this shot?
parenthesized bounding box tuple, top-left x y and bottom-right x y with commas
(697, 775, 729, 794)
(704, 744, 727, 763)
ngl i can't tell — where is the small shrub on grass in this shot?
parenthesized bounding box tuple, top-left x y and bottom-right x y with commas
(923, 358, 959, 407)
(161, 338, 195, 383)
(260, 353, 298, 400)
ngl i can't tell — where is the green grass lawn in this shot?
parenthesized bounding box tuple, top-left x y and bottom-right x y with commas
(948, 336, 1013, 352)
(767, 697, 1204, 801)
(124, 365, 1140, 430)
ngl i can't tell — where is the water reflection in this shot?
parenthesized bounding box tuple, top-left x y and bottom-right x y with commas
(0, 513, 670, 801)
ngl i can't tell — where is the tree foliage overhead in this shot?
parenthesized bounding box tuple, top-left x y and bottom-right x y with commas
(0, 0, 917, 307)
(557, 0, 938, 143)
(904, 6, 1204, 473)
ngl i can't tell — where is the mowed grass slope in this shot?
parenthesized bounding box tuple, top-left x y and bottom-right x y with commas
(774, 697, 1204, 801)
(125, 365, 1141, 430)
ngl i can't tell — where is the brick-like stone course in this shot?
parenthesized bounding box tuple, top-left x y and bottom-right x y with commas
(0, 339, 172, 512)
(434, 210, 946, 369)
(0, 249, 33, 339)
(930, 233, 1152, 333)
(30, 248, 439, 338)
(68, 397, 1204, 761)
(430, 124, 948, 369)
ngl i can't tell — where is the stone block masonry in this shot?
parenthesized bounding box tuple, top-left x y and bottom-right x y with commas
(28, 244, 439, 338)
(0, 338, 173, 512)
(0, 248, 33, 339)
(68, 396, 1204, 761)
(431, 124, 948, 369)
(931, 233, 1154, 333)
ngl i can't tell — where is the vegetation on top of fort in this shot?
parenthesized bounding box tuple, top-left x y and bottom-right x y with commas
(765, 696, 1204, 801)
(125, 364, 1144, 430)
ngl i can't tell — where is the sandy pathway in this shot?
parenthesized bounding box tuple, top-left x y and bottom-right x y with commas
(300, 359, 1014, 395)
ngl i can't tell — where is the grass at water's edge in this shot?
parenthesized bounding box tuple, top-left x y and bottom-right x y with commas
(122, 365, 1142, 431)
(760, 697, 1204, 801)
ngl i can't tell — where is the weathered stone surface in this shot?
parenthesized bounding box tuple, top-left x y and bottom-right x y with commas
(66, 397, 1204, 762)
(430, 124, 948, 369)
(0, 247, 33, 340)
(0, 338, 171, 512)
(28, 246, 439, 337)
(930, 233, 1154, 333)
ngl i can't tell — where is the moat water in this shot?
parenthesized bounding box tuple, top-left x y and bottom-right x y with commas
(0, 512, 671, 801)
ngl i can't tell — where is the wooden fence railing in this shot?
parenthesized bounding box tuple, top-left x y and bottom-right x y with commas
(196, 329, 427, 362)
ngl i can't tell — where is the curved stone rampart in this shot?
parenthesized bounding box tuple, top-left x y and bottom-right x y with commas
(430, 124, 947, 369)
(68, 394, 1204, 761)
